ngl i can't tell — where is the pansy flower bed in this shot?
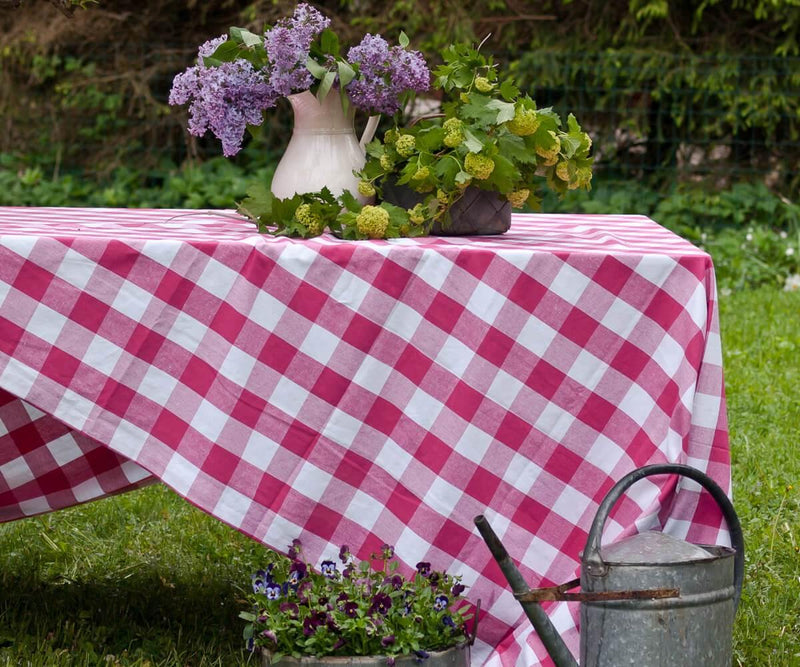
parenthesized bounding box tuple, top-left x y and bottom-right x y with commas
(241, 541, 473, 663)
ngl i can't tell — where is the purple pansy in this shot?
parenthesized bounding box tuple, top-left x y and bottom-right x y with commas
(251, 569, 270, 594)
(265, 581, 282, 600)
(433, 594, 449, 611)
(370, 592, 393, 616)
(321, 560, 338, 579)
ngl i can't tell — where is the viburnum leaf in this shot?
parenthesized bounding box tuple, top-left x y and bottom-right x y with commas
(483, 153, 519, 193)
(460, 94, 501, 127)
(487, 99, 516, 124)
(497, 134, 538, 164)
(462, 128, 485, 153)
(339, 189, 361, 213)
(414, 126, 445, 152)
(499, 78, 520, 101)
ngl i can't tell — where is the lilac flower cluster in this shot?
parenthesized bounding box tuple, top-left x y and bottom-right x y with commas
(170, 3, 431, 157)
(346, 34, 430, 115)
(264, 3, 330, 97)
(169, 39, 277, 157)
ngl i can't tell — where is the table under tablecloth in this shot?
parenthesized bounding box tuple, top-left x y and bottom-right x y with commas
(0, 208, 729, 666)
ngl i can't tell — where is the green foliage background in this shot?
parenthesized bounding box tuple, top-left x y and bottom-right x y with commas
(0, 0, 798, 286)
(1, 0, 798, 187)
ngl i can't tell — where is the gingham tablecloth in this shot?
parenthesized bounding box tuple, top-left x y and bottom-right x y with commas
(0, 208, 729, 666)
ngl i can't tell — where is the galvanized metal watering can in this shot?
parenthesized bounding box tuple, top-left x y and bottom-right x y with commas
(475, 464, 744, 667)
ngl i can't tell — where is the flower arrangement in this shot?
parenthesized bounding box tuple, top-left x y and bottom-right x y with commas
(240, 541, 473, 664)
(170, 4, 593, 240)
(169, 3, 429, 157)
(356, 42, 594, 232)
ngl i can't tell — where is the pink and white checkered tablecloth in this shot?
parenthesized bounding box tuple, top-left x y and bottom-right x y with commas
(0, 208, 729, 666)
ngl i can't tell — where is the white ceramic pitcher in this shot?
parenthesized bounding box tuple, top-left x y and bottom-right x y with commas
(270, 90, 379, 203)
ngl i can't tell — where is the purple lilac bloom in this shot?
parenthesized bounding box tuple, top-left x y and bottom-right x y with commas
(265, 3, 330, 97)
(169, 58, 277, 157)
(197, 34, 228, 59)
(346, 34, 430, 115)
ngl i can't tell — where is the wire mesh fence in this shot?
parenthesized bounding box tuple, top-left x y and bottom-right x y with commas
(512, 51, 800, 193)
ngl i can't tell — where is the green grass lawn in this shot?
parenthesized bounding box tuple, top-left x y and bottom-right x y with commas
(1, 287, 798, 666)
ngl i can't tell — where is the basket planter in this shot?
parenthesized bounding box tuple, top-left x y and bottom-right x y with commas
(262, 644, 471, 667)
(381, 181, 511, 236)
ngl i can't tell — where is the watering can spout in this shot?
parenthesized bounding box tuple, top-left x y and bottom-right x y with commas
(474, 515, 579, 667)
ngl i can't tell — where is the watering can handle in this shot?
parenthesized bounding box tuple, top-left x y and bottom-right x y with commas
(583, 463, 745, 611)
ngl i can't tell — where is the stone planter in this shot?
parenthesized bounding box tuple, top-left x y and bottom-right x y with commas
(262, 644, 471, 667)
(381, 181, 511, 236)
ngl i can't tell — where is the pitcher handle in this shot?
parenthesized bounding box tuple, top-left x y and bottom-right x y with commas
(582, 464, 745, 612)
(360, 115, 380, 150)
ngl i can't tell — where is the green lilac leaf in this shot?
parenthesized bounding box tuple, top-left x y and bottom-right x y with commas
(305, 56, 329, 80)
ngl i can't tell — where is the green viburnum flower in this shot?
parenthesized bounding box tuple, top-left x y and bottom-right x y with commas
(408, 203, 426, 224)
(507, 107, 540, 137)
(358, 180, 376, 197)
(355, 205, 390, 238)
(383, 129, 399, 145)
(507, 189, 530, 208)
(474, 76, 493, 93)
(555, 162, 571, 182)
(464, 152, 495, 180)
(395, 134, 416, 157)
(379, 153, 395, 171)
(536, 132, 561, 166)
(442, 117, 465, 148)
(575, 166, 592, 188)
(294, 203, 323, 236)
(412, 166, 430, 181)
